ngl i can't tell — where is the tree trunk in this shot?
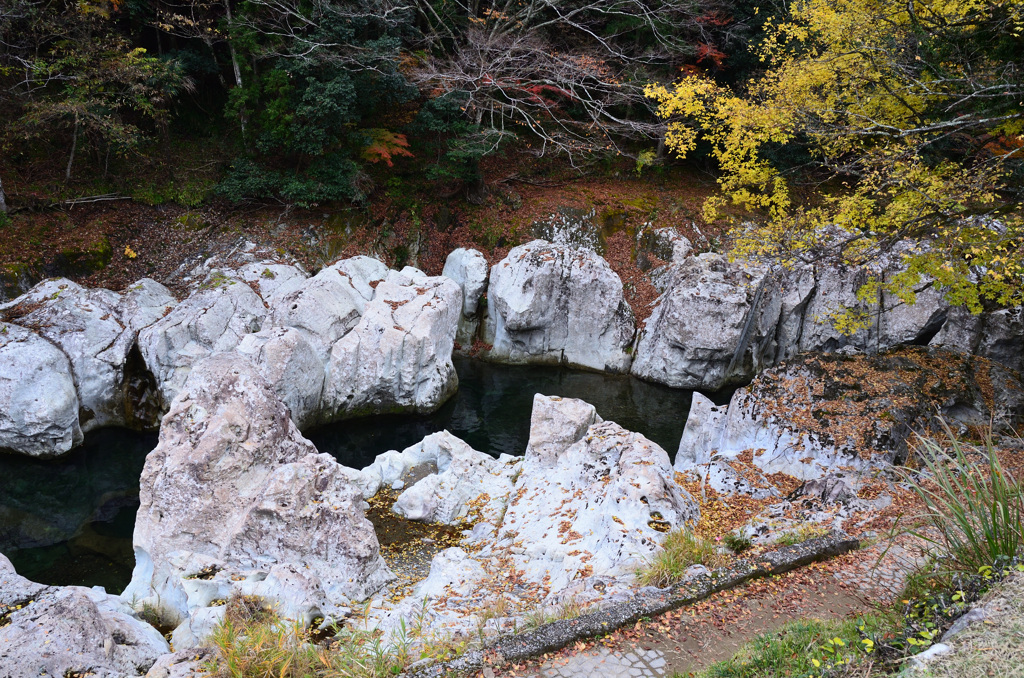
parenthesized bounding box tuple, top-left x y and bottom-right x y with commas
(223, 0, 247, 137)
(0, 173, 8, 214)
(66, 114, 79, 183)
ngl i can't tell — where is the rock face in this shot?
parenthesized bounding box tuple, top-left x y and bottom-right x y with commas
(0, 278, 175, 433)
(633, 248, 1023, 390)
(125, 352, 393, 643)
(442, 248, 489, 345)
(235, 326, 324, 428)
(265, 256, 387, 358)
(676, 348, 1024, 484)
(0, 321, 82, 457)
(632, 254, 779, 390)
(484, 241, 635, 373)
(0, 553, 169, 677)
(321, 269, 461, 420)
(138, 275, 266, 405)
(494, 394, 698, 589)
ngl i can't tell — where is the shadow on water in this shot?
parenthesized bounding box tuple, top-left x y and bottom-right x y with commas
(0, 358, 728, 591)
(0, 428, 155, 591)
(307, 356, 727, 468)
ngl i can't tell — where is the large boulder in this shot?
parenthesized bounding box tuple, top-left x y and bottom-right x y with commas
(124, 352, 393, 642)
(235, 326, 325, 428)
(138, 274, 266, 405)
(0, 553, 169, 677)
(0, 321, 82, 457)
(631, 254, 780, 390)
(320, 269, 460, 420)
(492, 394, 698, 590)
(443, 247, 489, 345)
(483, 240, 635, 373)
(677, 348, 1024, 483)
(1, 279, 173, 432)
(265, 256, 388, 358)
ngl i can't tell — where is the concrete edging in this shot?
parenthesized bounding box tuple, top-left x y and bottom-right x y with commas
(405, 530, 860, 677)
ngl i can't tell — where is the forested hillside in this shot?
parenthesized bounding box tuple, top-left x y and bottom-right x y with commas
(1, 0, 1021, 309)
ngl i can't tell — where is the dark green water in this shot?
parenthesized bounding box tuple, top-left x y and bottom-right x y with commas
(0, 357, 712, 591)
(0, 428, 156, 591)
(308, 357, 701, 468)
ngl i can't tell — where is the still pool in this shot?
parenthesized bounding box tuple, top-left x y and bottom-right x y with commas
(0, 357, 720, 591)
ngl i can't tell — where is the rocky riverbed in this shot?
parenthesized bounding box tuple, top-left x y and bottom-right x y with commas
(0, 236, 1021, 676)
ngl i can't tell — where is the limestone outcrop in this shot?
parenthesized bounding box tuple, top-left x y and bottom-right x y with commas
(264, 256, 387, 358)
(138, 274, 266, 405)
(0, 277, 175, 435)
(442, 247, 489, 345)
(483, 240, 635, 373)
(321, 268, 461, 420)
(0, 553, 169, 677)
(632, 247, 1023, 390)
(387, 431, 522, 525)
(675, 348, 1024, 486)
(124, 353, 393, 645)
(0, 321, 82, 457)
(631, 254, 779, 390)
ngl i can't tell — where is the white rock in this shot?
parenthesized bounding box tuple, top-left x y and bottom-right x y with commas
(0, 554, 169, 677)
(119, 278, 178, 335)
(236, 326, 325, 428)
(0, 321, 82, 457)
(391, 432, 521, 525)
(631, 254, 780, 390)
(235, 261, 308, 303)
(138, 274, 266, 405)
(125, 352, 393, 642)
(3, 279, 133, 431)
(265, 256, 388, 359)
(144, 648, 214, 678)
(485, 241, 635, 373)
(495, 395, 698, 588)
(443, 248, 489, 345)
(321, 271, 460, 420)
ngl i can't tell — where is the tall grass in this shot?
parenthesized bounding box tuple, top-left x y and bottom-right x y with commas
(904, 425, 1024, 576)
(637, 528, 729, 587)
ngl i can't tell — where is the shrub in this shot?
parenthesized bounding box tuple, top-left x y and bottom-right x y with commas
(637, 528, 729, 587)
(903, 426, 1024, 576)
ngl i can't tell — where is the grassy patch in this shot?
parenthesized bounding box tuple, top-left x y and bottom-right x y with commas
(637, 528, 730, 587)
(695, 615, 893, 678)
(206, 593, 464, 678)
(776, 524, 831, 547)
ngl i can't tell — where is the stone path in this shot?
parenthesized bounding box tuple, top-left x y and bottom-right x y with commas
(522, 648, 668, 677)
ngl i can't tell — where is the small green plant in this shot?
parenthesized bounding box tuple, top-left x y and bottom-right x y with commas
(722, 532, 752, 554)
(637, 527, 729, 587)
(900, 426, 1024, 577)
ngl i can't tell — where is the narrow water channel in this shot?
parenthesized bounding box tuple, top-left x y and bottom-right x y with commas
(0, 357, 716, 591)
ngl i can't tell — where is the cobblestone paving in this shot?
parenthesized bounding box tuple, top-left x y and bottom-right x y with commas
(519, 648, 668, 677)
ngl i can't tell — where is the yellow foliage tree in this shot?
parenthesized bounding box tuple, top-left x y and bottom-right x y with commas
(647, 0, 1024, 314)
